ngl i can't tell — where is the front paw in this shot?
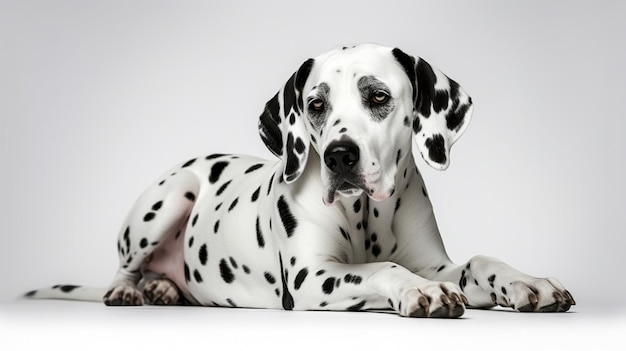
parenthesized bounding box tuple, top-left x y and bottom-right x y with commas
(505, 278, 575, 312)
(396, 282, 467, 318)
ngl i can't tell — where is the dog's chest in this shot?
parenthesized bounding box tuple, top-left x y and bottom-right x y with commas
(338, 195, 400, 263)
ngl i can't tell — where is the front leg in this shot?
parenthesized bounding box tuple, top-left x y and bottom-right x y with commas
(287, 259, 467, 318)
(392, 159, 575, 312)
(426, 255, 575, 312)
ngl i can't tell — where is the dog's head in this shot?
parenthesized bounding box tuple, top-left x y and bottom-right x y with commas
(259, 43, 473, 205)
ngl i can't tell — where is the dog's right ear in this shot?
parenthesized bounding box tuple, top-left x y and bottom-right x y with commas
(258, 59, 315, 183)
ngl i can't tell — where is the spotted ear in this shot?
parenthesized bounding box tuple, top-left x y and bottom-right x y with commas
(392, 48, 473, 170)
(259, 59, 314, 183)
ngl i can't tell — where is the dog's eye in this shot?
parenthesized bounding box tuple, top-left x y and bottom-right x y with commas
(371, 91, 390, 105)
(309, 99, 325, 111)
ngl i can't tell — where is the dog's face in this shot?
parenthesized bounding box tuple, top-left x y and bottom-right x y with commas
(259, 44, 473, 205)
(303, 45, 415, 204)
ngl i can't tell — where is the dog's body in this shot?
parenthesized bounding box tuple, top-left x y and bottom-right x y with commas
(26, 44, 574, 317)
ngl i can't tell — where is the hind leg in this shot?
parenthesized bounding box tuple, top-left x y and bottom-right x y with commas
(104, 170, 199, 306)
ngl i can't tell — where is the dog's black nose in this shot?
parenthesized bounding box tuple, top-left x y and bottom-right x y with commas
(324, 141, 360, 174)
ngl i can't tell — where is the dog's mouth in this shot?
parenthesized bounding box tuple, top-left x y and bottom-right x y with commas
(322, 179, 393, 205)
(323, 181, 362, 205)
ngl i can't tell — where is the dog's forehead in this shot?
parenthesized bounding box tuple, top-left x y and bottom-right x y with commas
(309, 44, 405, 88)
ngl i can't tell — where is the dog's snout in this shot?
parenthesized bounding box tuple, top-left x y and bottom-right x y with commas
(324, 141, 360, 175)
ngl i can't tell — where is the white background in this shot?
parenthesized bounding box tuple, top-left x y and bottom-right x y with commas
(1, 0, 625, 349)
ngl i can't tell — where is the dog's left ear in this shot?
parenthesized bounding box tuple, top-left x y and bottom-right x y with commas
(392, 48, 473, 170)
(258, 59, 314, 183)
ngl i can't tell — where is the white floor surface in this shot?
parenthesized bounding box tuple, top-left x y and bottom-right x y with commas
(1, 299, 623, 351)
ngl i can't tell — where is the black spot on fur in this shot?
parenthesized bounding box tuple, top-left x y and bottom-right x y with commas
(316, 270, 326, 276)
(373, 208, 379, 217)
(229, 257, 238, 269)
(279, 252, 294, 310)
(251, 186, 261, 202)
(277, 195, 297, 238)
(255, 217, 265, 248)
(259, 92, 283, 157)
(347, 300, 366, 311)
(353, 198, 361, 213)
(415, 58, 437, 118)
(372, 244, 381, 257)
(192, 213, 199, 227)
(339, 227, 350, 242)
(403, 115, 411, 127)
(264, 272, 276, 285)
(425, 134, 447, 164)
(244, 163, 264, 174)
(395, 198, 401, 212)
(188, 236, 194, 247)
(193, 269, 203, 283)
(294, 137, 306, 154)
(199, 244, 208, 265)
(213, 220, 220, 234)
(433, 89, 449, 113)
(143, 212, 155, 222)
(488, 274, 496, 288)
(228, 197, 239, 212)
(206, 153, 227, 160)
(242, 265, 251, 274)
(226, 298, 237, 308)
(219, 259, 235, 283)
(322, 277, 336, 294)
(344, 274, 363, 285)
(437, 265, 446, 272)
(446, 80, 471, 132)
(140, 238, 148, 249)
(209, 161, 229, 184)
(294, 268, 309, 290)
(24, 290, 37, 297)
(57, 285, 80, 293)
(184, 192, 196, 202)
(216, 180, 232, 196)
(284, 133, 301, 182)
(413, 117, 422, 133)
(184, 262, 190, 282)
(182, 158, 196, 168)
(267, 173, 275, 196)
(290, 257, 296, 266)
(151, 201, 163, 211)
(422, 186, 428, 197)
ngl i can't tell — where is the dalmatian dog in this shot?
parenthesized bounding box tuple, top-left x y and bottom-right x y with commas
(25, 43, 575, 317)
